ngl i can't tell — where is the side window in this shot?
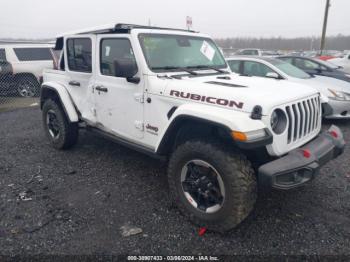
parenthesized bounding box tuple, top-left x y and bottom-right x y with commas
(294, 58, 319, 70)
(0, 49, 6, 60)
(67, 38, 92, 73)
(228, 60, 240, 73)
(242, 50, 253, 55)
(320, 65, 328, 71)
(13, 48, 53, 61)
(243, 61, 275, 77)
(348, 54, 350, 60)
(100, 38, 137, 77)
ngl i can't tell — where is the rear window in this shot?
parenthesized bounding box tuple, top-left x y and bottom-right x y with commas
(66, 38, 92, 73)
(0, 49, 6, 60)
(14, 48, 53, 61)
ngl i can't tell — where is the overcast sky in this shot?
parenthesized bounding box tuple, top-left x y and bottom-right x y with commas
(1, 0, 349, 39)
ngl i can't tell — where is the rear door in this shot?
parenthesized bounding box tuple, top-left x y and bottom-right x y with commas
(64, 35, 96, 122)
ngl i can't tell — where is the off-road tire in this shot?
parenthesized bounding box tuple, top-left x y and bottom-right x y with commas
(42, 99, 78, 149)
(168, 140, 257, 232)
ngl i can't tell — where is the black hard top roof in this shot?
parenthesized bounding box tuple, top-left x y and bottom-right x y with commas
(54, 23, 197, 50)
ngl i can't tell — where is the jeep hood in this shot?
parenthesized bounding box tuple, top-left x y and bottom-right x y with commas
(162, 73, 319, 116)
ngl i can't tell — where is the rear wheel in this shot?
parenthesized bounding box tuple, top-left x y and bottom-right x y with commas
(16, 75, 40, 97)
(42, 99, 78, 149)
(168, 140, 257, 232)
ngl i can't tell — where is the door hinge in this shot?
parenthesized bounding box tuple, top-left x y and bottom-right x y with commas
(135, 121, 144, 131)
(134, 93, 144, 103)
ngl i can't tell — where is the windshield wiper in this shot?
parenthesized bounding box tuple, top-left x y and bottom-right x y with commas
(187, 65, 227, 73)
(151, 66, 198, 75)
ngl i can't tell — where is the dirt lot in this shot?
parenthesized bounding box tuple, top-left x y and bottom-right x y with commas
(0, 107, 350, 257)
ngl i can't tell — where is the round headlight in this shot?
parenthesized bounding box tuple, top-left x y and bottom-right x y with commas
(270, 109, 287, 135)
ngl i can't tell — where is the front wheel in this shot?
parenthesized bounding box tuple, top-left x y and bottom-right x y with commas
(168, 140, 257, 232)
(42, 99, 78, 149)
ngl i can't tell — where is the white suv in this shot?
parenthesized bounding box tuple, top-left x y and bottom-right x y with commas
(0, 44, 54, 97)
(40, 24, 345, 232)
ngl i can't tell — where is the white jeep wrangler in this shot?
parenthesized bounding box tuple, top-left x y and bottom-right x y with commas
(41, 24, 345, 232)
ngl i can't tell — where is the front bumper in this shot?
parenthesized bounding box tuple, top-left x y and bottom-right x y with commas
(325, 99, 350, 119)
(258, 125, 345, 190)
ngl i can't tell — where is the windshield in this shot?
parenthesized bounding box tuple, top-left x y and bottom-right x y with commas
(269, 59, 311, 79)
(138, 34, 227, 72)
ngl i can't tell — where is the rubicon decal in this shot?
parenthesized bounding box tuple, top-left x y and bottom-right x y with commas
(170, 90, 244, 109)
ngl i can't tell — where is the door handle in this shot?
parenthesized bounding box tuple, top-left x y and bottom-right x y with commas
(69, 80, 80, 86)
(95, 85, 108, 93)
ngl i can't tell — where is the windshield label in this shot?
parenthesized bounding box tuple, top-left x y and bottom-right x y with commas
(200, 41, 215, 61)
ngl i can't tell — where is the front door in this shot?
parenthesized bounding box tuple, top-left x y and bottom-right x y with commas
(94, 35, 144, 141)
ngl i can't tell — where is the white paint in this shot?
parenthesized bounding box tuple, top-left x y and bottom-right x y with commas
(43, 27, 321, 157)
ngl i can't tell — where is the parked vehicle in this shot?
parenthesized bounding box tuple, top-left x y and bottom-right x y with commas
(302, 51, 318, 58)
(0, 59, 12, 76)
(317, 50, 344, 61)
(278, 56, 350, 83)
(0, 59, 14, 96)
(0, 44, 54, 97)
(235, 49, 281, 57)
(227, 56, 350, 119)
(329, 52, 350, 74)
(286, 51, 305, 57)
(235, 48, 263, 56)
(41, 24, 344, 232)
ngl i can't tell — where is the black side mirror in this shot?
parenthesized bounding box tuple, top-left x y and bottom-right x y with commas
(114, 59, 139, 84)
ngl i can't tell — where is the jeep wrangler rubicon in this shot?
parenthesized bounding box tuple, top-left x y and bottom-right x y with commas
(40, 24, 345, 232)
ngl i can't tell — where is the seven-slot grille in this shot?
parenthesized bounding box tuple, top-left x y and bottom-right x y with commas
(285, 96, 321, 144)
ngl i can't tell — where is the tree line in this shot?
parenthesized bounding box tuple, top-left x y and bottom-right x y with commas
(215, 34, 350, 51)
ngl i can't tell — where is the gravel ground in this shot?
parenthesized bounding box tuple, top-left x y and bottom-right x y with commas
(0, 107, 350, 257)
(0, 97, 39, 112)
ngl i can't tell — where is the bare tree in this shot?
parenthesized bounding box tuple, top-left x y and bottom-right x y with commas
(215, 34, 350, 51)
